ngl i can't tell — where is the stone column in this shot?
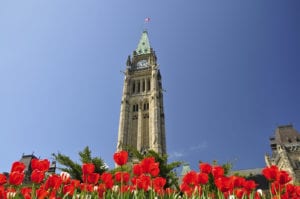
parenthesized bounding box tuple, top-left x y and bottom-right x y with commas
(137, 102, 143, 152)
(117, 74, 129, 151)
(150, 68, 162, 154)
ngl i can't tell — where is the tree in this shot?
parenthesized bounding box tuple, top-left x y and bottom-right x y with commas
(52, 146, 107, 182)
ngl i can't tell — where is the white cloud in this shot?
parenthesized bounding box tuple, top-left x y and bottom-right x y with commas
(189, 141, 208, 151)
(169, 151, 185, 159)
(169, 141, 208, 159)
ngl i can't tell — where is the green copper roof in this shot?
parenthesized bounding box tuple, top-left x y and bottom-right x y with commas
(136, 30, 151, 55)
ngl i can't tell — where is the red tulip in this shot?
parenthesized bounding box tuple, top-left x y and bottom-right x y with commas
(271, 181, 282, 195)
(120, 185, 131, 193)
(11, 161, 25, 173)
(212, 165, 224, 178)
(215, 176, 231, 193)
(180, 182, 194, 196)
(82, 163, 95, 175)
(262, 165, 279, 182)
(133, 164, 143, 176)
(182, 171, 198, 186)
(97, 183, 106, 198)
(115, 171, 130, 183)
(63, 184, 75, 196)
(79, 183, 93, 192)
(153, 176, 166, 190)
(229, 175, 245, 188)
(0, 186, 5, 199)
(149, 162, 160, 177)
(242, 180, 257, 192)
(9, 171, 24, 185)
(277, 170, 292, 185)
(31, 169, 45, 184)
(234, 188, 247, 198)
(44, 174, 62, 190)
(20, 187, 32, 199)
(0, 174, 7, 185)
(198, 172, 209, 184)
(71, 179, 80, 187)
(140, 157, 156, 173)
(113, 150, 128, 166)
(36, 186, 49, 199)
(294, 185, 300, 196)
(31, 159, 50, 172)
(136, 174, 151, 191)
(87, 173, 100, 184)
(101, 172, 113, 189)
(199, 162, 212, 174)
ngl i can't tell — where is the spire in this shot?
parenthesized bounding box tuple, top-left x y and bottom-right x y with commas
(136, 30, 151, 55)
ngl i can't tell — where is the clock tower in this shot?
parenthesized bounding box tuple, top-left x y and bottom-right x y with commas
(117, 30, 166, 156)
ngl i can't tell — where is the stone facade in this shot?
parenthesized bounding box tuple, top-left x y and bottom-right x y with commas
(265, 124, 300, 183)
(117, 31, 166, 156)
(19, 154, 56, 183)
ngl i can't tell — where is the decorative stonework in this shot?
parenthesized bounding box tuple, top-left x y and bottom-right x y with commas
(265, 125, 300, 183)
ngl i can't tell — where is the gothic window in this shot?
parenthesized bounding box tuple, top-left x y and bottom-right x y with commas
(147, 79, 151, 91)
(143, 103, 149, 111)
(137, 80, 140, 93)
(142, 80, 145, 92)
(132, 81, 135, 93)
(133, 104, 139, 112)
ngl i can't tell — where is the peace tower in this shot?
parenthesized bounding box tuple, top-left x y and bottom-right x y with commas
(117, 30, 166, 156)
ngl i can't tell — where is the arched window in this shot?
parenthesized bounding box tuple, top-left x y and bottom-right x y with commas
(132, 81, 135, 93)
(147, 79, 151, 91)
(132, 104, 139, 112)
(143, 103, 149, 110)
(142, 80, 145, 92)
(137, 80, 140, 93)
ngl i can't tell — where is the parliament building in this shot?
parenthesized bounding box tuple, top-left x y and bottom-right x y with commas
(116, 31, 166, 156)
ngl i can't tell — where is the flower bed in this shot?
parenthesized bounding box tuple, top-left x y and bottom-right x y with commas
(0, 150, 300, 198)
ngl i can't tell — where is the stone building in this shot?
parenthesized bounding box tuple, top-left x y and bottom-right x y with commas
(19, 154, 56, 183)
(265, 124, 300, 183)
(1, 154, 56, 183)
(116, 30, 166, 156)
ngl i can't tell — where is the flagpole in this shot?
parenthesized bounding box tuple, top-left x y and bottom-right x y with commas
(143, 17, 150, 31)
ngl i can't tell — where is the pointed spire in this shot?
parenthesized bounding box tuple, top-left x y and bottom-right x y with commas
(136, 30, 151, 55)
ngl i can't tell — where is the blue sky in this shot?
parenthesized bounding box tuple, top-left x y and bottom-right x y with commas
(0, 1, 299, 173)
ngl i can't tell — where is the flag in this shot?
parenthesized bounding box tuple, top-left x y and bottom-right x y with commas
(144, 17, 150, 23)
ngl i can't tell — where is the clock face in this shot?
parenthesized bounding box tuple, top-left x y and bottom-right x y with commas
(136, 59, 148, 68)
